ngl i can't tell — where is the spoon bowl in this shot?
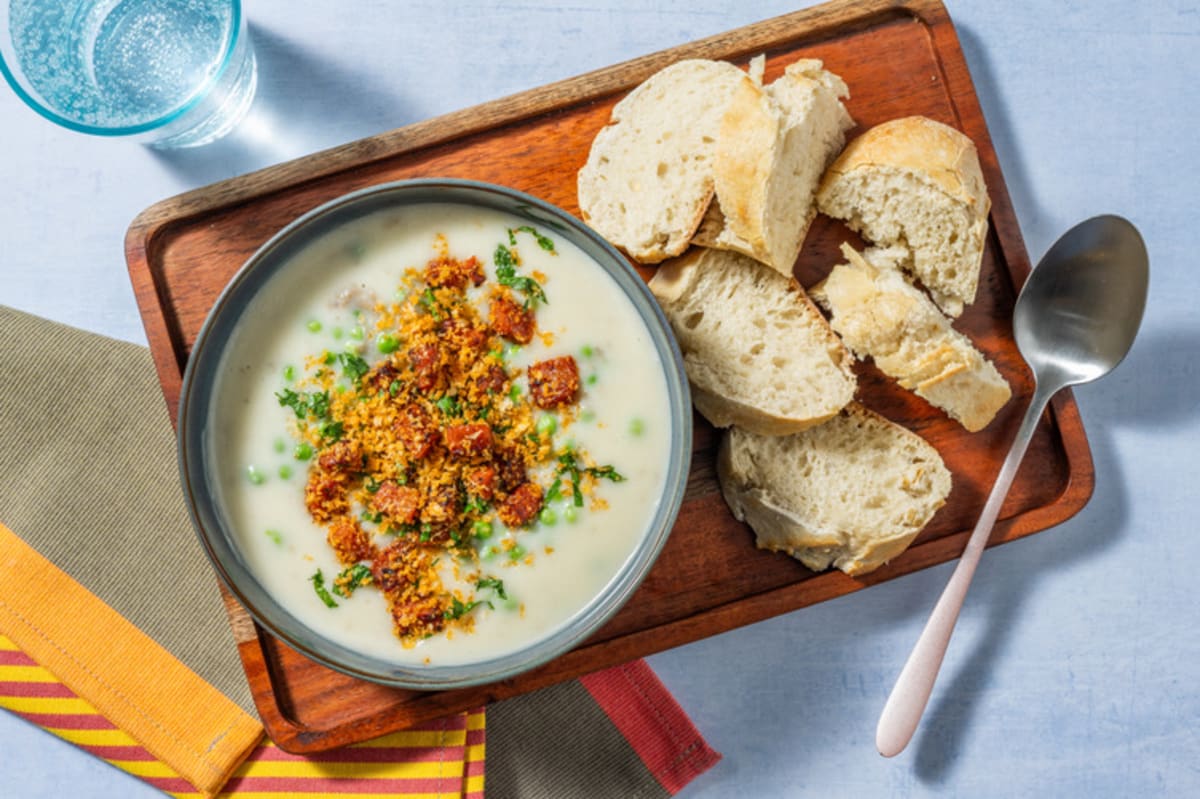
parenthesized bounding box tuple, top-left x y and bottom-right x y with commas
(1014, 215, 1149, 386)
(876, 214, 1148, 758)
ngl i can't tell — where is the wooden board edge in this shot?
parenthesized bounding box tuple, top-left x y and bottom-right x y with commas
(123, 0, 942, 233)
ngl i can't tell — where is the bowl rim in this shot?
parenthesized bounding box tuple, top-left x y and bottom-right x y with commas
(177, 177, 692, 689)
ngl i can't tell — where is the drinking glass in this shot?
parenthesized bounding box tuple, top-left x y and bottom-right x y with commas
(0, 0, 257, 149)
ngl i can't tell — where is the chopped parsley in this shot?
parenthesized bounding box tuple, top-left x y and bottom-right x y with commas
(419, 287, 442, 320)
(444, 596, 486, 621)
(337, 352, 370, 384)
(310, 570, 339, 608)
(507, 225, 556, 253)
(333, 564, 374, 598)
(475, 576, 508, 600)
(549, 452, 625, 507)
(493, 244, 548, 306)
(275, 388, 308, 419)
(318, 419, 344, 441)
(435, 394, 462, 417)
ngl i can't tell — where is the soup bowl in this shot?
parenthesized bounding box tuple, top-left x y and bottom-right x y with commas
(178, 179, 692, 689)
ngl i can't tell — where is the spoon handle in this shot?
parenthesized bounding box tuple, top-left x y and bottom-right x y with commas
(875, 382, 1055, 757)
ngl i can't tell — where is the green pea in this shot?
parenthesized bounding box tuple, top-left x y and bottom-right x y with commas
(508, 545, 527, 561)
(294, 442, 313, 461)
(581, 345, 594, 358)
(246, 465, 266, 485)
(283, 365, 295, 381)
(378, 333, 400, 354)
(539, 508, 557, 526)
(564, 505, 579, 524)
(505, 344, 521, 360)
(332, 326, 344, 339)
(278, 465, 293, 479)
(349, 325, 365, 341)
(629, 418, 645, 436)
(273, 438, 286, 454)
(586, 374, 598, 385)
(306, 320, 322, 333)
(473, 520, 493, 539)
(536, 414, 557, 436)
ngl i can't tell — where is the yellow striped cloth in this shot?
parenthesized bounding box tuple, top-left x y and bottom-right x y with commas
(0, 635, 485, 798)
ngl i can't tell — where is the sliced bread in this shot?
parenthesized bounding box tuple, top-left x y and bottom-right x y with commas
(810, 244, 1012, 432)
(648, 246, 856, 435)
(576, 59, 749, 263)
(816, 115, 990, 317)
(717, 403, 951, 576)
(694, 59, 854, 275)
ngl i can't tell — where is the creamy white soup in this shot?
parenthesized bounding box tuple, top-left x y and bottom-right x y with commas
(210, 203, 672, 665)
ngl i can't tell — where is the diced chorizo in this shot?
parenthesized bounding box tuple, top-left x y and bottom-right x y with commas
(389, 593, 446, 635)
(489, 294, 535, 344)
(421, 482, 462, 524)
(371, 538, 416, 592)
(472, 364, 508, 397)
(407, 341, 444, 393)
(317, 440, 363, 474)
(370, 362, 402, 394)
(326, 517, 375, 565)
(371, 480, 421, 525)
(440, 318, 488, 357)
(392, 403, 440, 459)
(424, 255, 484, 289)
(527, 356, 580, 408)
(497, 482, 543, 528)
(465, 466, 497, 501)
(444, 422, 493, 458)
(494, 446, 528, 493)
(305, 472, 349, 522)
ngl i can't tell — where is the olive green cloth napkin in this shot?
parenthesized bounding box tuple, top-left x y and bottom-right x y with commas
(0, 305, 718, 798)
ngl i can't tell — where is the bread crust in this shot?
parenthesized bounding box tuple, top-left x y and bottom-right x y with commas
(717, 404, 951, 576)
(817, 115, 990, 316)
(576, 59, 747, 263)
(819, 116, 988, 212)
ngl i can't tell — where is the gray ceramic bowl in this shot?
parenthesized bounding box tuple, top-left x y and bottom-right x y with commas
(177, 178, 692, 689)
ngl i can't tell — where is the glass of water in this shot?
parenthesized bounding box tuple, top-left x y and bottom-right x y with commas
(0, 0, 256, 149)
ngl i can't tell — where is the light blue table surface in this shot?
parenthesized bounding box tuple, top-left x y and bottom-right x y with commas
(2, 1, 1196, 796)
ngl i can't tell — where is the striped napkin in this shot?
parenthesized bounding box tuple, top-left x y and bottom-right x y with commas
(0, 305, 719, 798)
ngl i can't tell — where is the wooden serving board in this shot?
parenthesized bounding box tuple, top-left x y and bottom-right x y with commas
(127, 0, 1093, 753)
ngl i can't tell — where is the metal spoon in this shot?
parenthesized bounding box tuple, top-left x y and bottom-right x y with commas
(876, 215, 1149, 758)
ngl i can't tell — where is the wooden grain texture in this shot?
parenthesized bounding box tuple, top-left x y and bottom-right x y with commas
(126, 0, 1094, 753)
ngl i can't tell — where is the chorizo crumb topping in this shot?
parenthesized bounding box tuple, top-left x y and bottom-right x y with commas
(275, 228, 625, 645)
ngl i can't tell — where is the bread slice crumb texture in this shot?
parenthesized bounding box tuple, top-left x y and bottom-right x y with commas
(812, 244, 1012, 431)
(695, 59, 854, 275)
(648, 247, 856, 435)
(816, 115, 990, 317)
(717, 404, 951, 576)
(577, 59, 748, 263)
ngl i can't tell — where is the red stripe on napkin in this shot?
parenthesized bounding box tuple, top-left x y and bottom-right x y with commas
(580, 660, 721, 795)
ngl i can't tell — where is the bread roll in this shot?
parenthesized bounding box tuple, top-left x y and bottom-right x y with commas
(816, 115, 990, 317)
(693, 59, 854, 275)
(577, 59, 748, 263)
(648, 246, 856, 435)
(718, 404, 951, 576)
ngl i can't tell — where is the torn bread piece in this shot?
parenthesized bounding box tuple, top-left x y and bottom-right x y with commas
(648, 246, 855, 435)
(694, 59, 854, 275)
(577, 59, 749, 263)
(811, 243, 1011, 432)
(816, 115, 990, 317)
(718, 403, 951, 576)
